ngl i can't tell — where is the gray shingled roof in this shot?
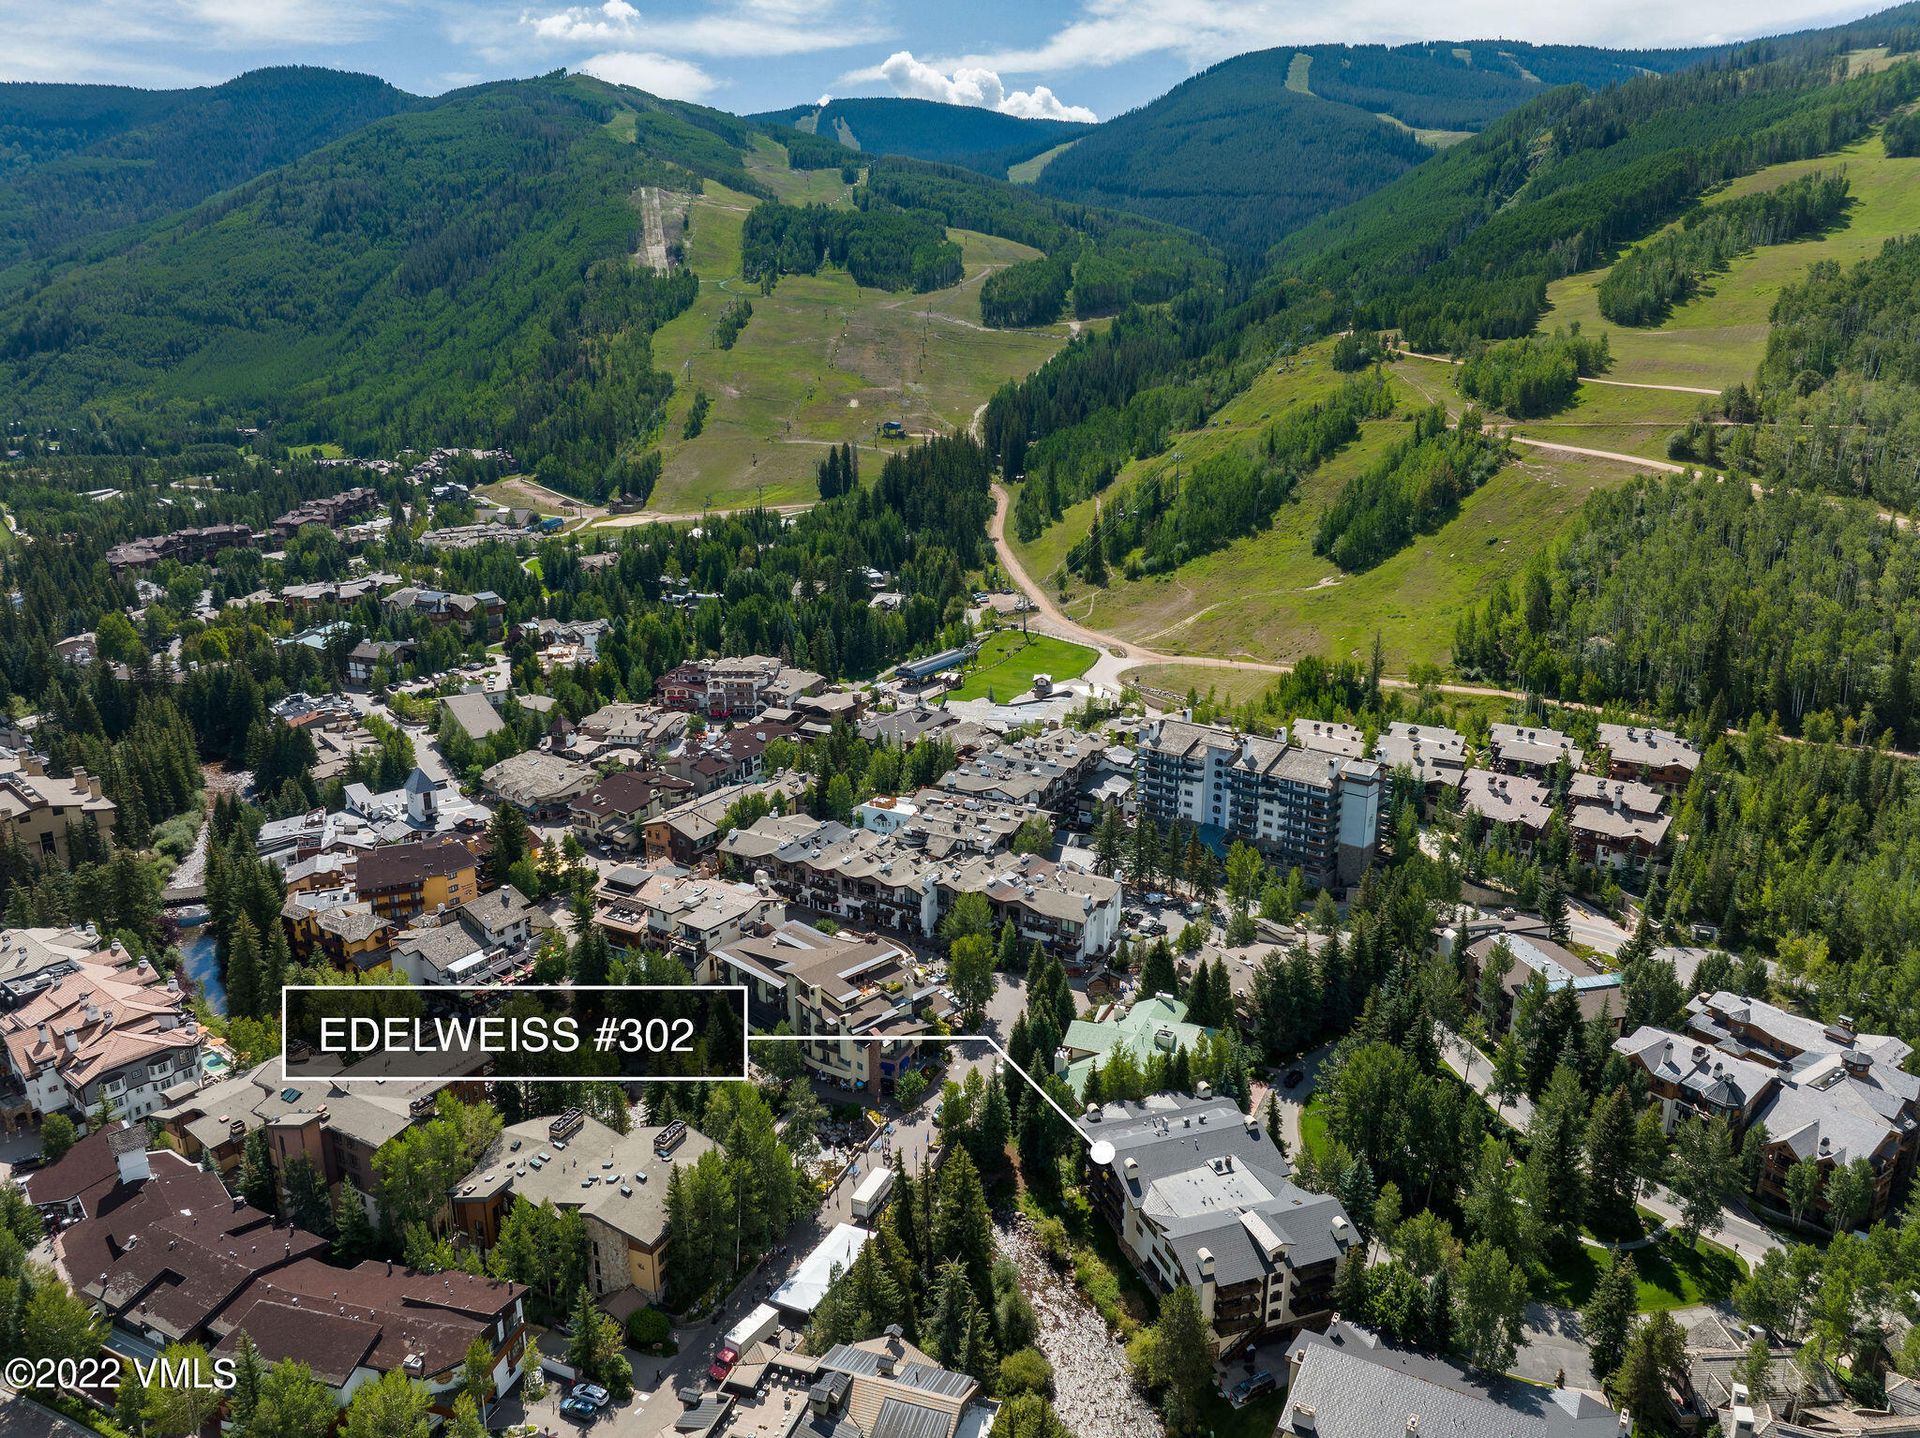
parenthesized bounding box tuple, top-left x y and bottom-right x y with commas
(1091, 1094, 1359, 1286)
(1279, 1324, 1620, 1438)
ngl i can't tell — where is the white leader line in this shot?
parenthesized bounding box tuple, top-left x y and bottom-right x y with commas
(746, 1031, 1091, 1147)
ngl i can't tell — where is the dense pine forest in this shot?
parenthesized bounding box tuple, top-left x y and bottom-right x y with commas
(1033, 54, 1431, 252)
(751, 96, 1088, 173)
(742, 197, 963, 291)
(0, 67, 419, 285)
(1276, 41, 1920, 350)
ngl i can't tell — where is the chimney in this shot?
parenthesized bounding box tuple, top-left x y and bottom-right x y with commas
(1197, 1247, 1214, 1284)
(107, 1123, 151, 1186)
(63, 1027, 79, 1055)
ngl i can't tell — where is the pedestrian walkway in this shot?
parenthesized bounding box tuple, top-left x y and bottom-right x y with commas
(1437, 1024, 1783, 1260)
(1437, 1024, 1536, 1128)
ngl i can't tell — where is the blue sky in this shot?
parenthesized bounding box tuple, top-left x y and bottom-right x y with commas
(4, 0, 1884, 119)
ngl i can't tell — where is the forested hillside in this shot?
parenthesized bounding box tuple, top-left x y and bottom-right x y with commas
(0, 68, 419, 286)
(752, 97, 1086, 174)
(0, 75, 761, 498)
(1028, 38, 1723, 250)
(1032, 54, 1430, 251)
(1275, 21, 1920, 350)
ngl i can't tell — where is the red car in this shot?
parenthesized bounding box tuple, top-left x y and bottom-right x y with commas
(708, 1345, 740, 1383)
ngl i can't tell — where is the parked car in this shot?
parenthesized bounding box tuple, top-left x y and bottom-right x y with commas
(571, 1384, 610, 1409)
(1283, 1068, 1306, 1089)
(559, 1395, 599, 1422)
(1230, 1372, 1277, 1405)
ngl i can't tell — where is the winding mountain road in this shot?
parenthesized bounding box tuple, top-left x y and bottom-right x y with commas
(986, 482, 1530, 700)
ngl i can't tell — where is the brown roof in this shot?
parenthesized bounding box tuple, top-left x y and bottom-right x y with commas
(57, 1167, 330, 1343)
(572, 769, 693, 820)
(216, 1257, 522, 1384)
(355, 838, 476, 894)
(23, 1121, 200, 1217)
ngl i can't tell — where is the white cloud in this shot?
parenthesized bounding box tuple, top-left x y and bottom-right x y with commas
(183, 0, 378, 46)
(945, 0, 1884, 78)
(868, 50, 1096, 122)
(520, 0, 873, 58)
(577, 48, 719, 98)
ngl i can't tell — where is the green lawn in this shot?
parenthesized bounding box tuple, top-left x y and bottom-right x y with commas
(645, 164, 1073, 513)
(1537, 1222, 1746, 1313)
(946, 630, 1097, 702)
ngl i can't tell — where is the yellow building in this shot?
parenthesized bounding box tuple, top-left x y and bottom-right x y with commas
(451, 1111, 716, 1298)
(353, 837, 480, 923)
(0, 754, 115, 864)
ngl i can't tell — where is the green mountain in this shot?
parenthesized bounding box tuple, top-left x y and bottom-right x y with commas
(1274, 11, 1920, 349)
(0, 67, 420, 286)
(750, 97, 1087, 174)
(1027, 40, 1719, 251)
(987, 6, 1920, 573)
(0, 74, 764, 496)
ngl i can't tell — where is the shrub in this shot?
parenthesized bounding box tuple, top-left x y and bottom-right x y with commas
(998, 1347, 1055, 1396)
(626, 1308, 673, 1350)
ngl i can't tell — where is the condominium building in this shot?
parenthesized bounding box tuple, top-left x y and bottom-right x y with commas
(1623, 992, 1920, 1227)
(720, 813, 1122, 965)
(657, 655, 824, 717)
(45, 1127, 526, 1415)
(1133, 718, 1381, 889)
(705, 920, 945, 1092)
(1279, 1322, 1621, 1437)
(1085, 1093, 1360, 1353)
(0, 753, 116, 863)
(452, 1111, 718, 1298)
(1371, 722, 1467, 793)
(1568, 773, 1671, 871)
(1597, 722, 1701, 792)
(593, 866, 784, 959)
(0, 960, 201, 1123)
(353, 836, 481, 923)
(1487, 723, 1584, 776)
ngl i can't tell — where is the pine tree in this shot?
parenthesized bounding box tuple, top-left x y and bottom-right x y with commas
(334, 1186, 377, 1262)
(228, 1332, 265, 1429)
(284, 1154, 334, 1236)
(260, 922, 291, 1014)
(1582, 1252, 1638, 1382)
(1141, 939, 1178, 999)
(1540, 871, 1570, 944)
(238, 1127, 277, 1214)
(223, 913, 263, 1021)
(1585, 1086, 1640, 1229)
(1338, 1159, 1379, 1240)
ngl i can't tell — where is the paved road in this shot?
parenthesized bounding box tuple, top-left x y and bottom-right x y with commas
(1264, 1043, 1335, 1156)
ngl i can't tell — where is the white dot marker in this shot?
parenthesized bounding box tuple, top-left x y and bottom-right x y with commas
(1088, 1139, 1116, 1168)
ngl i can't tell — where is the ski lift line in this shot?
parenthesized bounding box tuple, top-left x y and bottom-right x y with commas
(745, 1031, 1092, 1148)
